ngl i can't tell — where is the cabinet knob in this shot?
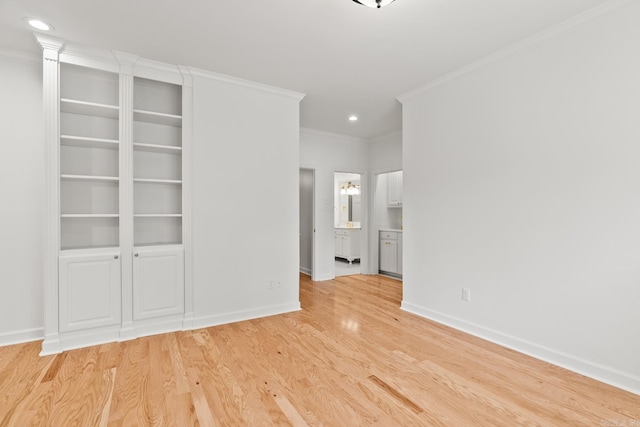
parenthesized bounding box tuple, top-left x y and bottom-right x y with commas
(134, 253, 139, 257)
(114, 255, 119, 259)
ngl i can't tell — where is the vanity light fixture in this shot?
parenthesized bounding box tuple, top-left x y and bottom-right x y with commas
(27, 19, 52, 31)
(340, 182, 361, 196)
(352, 0, 396, 9)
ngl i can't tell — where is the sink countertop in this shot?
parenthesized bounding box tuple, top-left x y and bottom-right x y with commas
(335, 226, 362, 230)
(379, 228, 403, 232)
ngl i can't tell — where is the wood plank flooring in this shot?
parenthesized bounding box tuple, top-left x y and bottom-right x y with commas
(1, 273, 638, 426)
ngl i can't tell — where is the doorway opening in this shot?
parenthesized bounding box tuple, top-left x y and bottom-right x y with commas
(299, 168, 314, 278)
(334, 172, 362, 277)
(373, 170, 403, 279)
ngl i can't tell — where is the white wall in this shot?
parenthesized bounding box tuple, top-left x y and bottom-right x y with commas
(0, 52, 44, 345)
(300, 129, 369, 280)
(369, 131, 402, 173)
(192, 75, 303, 327)
(400, 3, 640, 393)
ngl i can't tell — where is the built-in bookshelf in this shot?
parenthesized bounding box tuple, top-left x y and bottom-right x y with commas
(59, 63, 120, 250)
(38, 34, 191, 354)
(133, 77, 183, 247)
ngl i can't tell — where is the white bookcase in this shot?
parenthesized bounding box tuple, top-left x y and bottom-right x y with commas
(59, 63, 120, 250)
(133, 77, 183, 247)
(36, 35, 193, 354)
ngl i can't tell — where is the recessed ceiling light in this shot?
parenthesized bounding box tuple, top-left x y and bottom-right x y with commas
(27, 19, 52, 31)
(348, 115, 358, 122)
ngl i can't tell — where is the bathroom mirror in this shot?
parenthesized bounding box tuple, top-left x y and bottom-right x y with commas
(334, 172, 362, 227)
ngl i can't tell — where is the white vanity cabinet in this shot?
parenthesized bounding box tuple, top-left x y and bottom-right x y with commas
(335, 228, 361, 264)
(37, 35, 192, 354)
(387, 171, 403, 207)
(379, 230, 403, 277)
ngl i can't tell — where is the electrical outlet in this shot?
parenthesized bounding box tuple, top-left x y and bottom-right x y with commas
(462, 288, 471, 302)
(269, 280, 282, 289)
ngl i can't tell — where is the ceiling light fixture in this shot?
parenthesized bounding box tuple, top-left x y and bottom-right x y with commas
(27, 19, 52, 31)
(340, 182, 361, 196)
(352, 0, 395, 9)
(348, 115, 358, 122)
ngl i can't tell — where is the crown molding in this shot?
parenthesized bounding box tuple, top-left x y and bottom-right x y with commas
(112, 51, 139, 75)
(32, 33, 64, 52)
(300, 127, 368, 144)
(134, 57, 183, 84)
(28, 34, 305, 100)
(178, 66, 193, 88)
(397, 0, 632, 103)
(370, 129, 402, 142)
(189, 67, 305, 101)
(48, 37, 120, 72)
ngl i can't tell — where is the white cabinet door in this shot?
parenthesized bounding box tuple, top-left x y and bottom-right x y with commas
(397, 233, 403, 275)
(133, 247, 184, 320)
(397, 172, 403, 207)
(334, 231, 344, 257)
(343, 233, 352, 257)
(380, 239, 398, 273)
(59, 251, 121, 332)
(379, 231, 399, 274)
(335, 229, 361, 263)
(387, 171, 403, 207)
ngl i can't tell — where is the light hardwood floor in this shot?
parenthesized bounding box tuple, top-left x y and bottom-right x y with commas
(1, 274, 638, 426)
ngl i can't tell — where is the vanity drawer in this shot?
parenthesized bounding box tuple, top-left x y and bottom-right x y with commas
(380, 231, 397, 240)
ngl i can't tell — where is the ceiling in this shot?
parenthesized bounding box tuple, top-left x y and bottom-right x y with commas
(0, 0, 608, 139)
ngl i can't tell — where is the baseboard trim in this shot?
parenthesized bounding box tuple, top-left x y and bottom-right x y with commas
(299, 267, 312, 276)
(193, 302, 301, 330)
(133, 316, 184, 339)
(0, 327, 44, 348)
(40, 326, 122, 355)
(401, 301, 640, 396)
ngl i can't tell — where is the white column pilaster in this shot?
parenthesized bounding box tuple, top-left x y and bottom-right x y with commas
(179, 66, 194, 329)
(35, 35, 64, 355)
(115, 52, 139, 341)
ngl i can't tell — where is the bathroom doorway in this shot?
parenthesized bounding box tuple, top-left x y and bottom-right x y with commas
(334, 172, 362, 277)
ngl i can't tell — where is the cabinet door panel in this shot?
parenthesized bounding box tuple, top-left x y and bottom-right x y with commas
(397, 233, 403, 275)
(59, 252, 121, 332)
(343, 234, 351, 256)
(387, 171, 403, 207)
(335, 234, 343, 257)
(380, 239, 398, 273)
(133, 247, 184, 320)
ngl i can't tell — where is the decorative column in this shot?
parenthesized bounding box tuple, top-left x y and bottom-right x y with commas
(114, 52, 139, 341)
(179, 66, 194, 329)
(34, 34, 64, 355)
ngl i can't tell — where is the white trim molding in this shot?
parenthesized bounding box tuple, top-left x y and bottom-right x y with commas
(397, 0, 633, 103)
(401, 301, 640, 397)
(0, 328, 44, 347)
(193, 303, 301, 330)
(300, 127, 368, 144)
(189, 67, 305, 101)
